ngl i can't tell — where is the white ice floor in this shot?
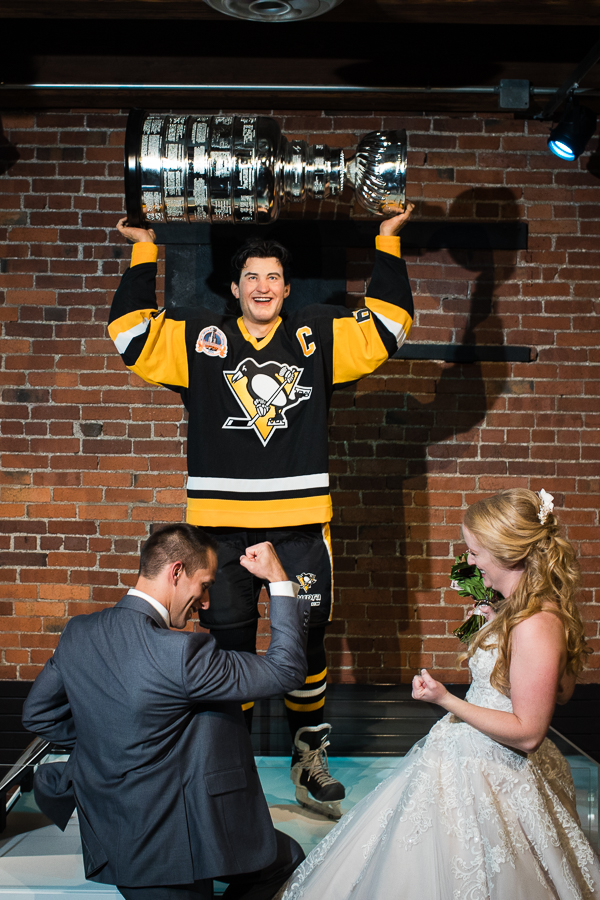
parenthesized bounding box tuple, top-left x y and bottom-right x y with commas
(0, 755, 597, 898)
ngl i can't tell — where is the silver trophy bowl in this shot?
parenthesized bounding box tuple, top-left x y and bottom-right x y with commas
(124, 110, 407, 226)
(345, 130, 407, 216)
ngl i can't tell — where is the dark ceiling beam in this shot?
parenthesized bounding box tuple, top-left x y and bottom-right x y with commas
(3, 20, 600, 112)
(537, 36, 600, 119)
(2, 0, 600, 22)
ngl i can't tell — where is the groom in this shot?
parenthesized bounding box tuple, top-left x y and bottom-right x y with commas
(22, 524, 309, 900)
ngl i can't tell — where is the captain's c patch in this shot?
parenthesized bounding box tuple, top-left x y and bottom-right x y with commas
(296, 326, 316, 357)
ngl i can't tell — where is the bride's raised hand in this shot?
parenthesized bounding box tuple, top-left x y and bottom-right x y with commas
(412, 669, 448, 706)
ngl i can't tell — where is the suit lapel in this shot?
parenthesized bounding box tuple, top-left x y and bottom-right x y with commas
(117, 593, 170, 629)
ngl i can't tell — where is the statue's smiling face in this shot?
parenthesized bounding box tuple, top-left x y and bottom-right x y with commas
(231, 257, 290, 329)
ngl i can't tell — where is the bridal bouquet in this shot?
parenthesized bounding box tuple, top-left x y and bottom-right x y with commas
(449, 552, 500, 643)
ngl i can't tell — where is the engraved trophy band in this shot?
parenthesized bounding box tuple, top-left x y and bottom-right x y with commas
(124, 109, 407, 226)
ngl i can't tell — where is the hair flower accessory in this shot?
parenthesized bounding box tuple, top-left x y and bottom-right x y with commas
(537, 489, 554, 525)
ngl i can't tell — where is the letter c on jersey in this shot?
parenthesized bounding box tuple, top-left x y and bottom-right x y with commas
(296, 326, 316, 357)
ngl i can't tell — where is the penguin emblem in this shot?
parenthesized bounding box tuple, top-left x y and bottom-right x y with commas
(297, 573, 317, 592)
(223, 358, 312, 446)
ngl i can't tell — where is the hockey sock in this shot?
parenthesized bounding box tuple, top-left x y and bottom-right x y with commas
(284, 626, 327, 739)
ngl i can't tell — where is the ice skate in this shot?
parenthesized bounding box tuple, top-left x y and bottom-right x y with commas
(291, 723, 345, 820)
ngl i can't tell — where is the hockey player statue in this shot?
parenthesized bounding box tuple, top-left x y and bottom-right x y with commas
(109, 201, 415, 819)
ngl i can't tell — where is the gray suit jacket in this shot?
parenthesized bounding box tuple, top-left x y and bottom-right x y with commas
(22, 591, 310, 888)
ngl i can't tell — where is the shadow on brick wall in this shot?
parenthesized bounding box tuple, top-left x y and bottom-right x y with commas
(586, 135, 600, 180)
(396, 187, 519, 638)
(0, 117, 19, 176)
(330, 187, 521, 677)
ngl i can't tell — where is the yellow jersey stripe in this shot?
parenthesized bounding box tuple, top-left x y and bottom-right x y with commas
(131, 243, 159, 266)
(375, 235, 401, 257)
(322, 523, 334, 622)
(124, 316, 189, 388)
(332, 315, 389, 385)
(186, 495, 332, 528)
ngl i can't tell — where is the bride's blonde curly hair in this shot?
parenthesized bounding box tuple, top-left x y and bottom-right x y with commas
(457, 489, 589, 697)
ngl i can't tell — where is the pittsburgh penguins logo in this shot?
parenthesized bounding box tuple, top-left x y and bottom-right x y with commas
(297, 573, 317, 592)
(223, 358, 312, 447)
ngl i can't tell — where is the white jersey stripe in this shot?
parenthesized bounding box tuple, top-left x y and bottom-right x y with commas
(186, 473, 330, 494)
(114, 316, 152, 354)
(371, 309, 407, 348)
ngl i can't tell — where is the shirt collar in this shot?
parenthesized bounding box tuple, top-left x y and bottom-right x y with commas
(127, 588, 170, 627)
(237, 316, 282, 350)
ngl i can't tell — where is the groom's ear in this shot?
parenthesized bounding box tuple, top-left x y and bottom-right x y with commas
(169, 560, 185, 585)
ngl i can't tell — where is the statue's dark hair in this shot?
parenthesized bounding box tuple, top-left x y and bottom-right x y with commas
(230, 238, 292, 285)
(139, 523, 218, 579)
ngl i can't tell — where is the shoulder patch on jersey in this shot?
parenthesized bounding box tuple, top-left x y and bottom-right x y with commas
(196, 325, 228, 358)
(353, 308, 372, 324)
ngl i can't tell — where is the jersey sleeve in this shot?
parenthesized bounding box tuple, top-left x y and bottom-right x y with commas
(331, 235, 414, 386)
(108, 243, 190, 390)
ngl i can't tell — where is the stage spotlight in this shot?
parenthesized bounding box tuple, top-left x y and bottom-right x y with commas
(203, 0, 343, 20)
(548, 97, 597, 161)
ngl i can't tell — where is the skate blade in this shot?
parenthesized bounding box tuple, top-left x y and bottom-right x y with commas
(294, 785, 342, 821)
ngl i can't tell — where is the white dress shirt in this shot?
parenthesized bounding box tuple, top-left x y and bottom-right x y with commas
(127, 588, 170, 627)
(269, 581, 301, 598)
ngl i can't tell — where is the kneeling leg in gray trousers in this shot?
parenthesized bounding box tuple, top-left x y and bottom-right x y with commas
(117, 830, 304, 900)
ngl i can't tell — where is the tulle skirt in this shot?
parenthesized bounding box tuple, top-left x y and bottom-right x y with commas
(281, 713, 600, 900)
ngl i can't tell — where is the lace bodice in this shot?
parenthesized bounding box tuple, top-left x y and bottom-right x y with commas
(465, 645, 513, 712)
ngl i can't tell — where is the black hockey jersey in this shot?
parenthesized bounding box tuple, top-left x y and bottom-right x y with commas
(108, 236, 413, 528)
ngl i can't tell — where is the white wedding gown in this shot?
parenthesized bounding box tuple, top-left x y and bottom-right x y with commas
(282, 647, 600, 900)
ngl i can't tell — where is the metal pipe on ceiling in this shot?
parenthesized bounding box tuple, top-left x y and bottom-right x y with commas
(0, 82, 599, 96)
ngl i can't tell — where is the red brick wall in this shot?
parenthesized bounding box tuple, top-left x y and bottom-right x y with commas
(1, 108, 599, 683)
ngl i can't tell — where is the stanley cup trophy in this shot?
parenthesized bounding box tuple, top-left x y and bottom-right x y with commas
(124, 109, 407, 226)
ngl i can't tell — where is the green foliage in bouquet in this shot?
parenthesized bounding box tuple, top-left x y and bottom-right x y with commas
(450, 552, 499, 643)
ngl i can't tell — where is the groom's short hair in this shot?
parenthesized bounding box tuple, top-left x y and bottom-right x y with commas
(139, 524, 218, 579)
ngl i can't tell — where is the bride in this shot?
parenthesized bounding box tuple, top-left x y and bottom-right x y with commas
(281, 489, 600, 900)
